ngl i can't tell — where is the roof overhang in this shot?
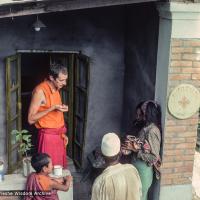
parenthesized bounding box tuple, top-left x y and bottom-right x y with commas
(0, 0, 51, 6)
(0, 0, 159, 19)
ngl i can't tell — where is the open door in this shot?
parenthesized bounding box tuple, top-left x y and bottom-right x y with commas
(6, 51, 90, 171)
(49, 53, 74, 158)
(73, 53, 90, 168)
(6, 54, 22, 173)
(49, 52, 90, 167)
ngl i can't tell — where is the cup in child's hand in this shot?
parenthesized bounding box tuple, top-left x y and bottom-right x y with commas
(53, 165, 63, 176)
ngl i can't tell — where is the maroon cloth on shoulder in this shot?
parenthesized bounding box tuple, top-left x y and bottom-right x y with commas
(24, 173, 59, 200)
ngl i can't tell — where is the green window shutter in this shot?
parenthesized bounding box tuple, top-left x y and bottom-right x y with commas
(6, 54, 22, 173)
(64, 54, 75, 158)
(73, 53, 90, 168)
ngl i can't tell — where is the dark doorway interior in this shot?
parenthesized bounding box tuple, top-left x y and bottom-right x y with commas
(19, 52, 90, 169)
(21, 53, 50, 155)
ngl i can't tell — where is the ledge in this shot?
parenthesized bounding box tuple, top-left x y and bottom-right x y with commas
(0, 170, 73, 200)
(156, 2, 200, 38)
(157, 2, 200, 20)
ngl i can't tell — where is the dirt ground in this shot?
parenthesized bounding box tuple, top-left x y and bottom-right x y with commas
(192, 151, 200, 200)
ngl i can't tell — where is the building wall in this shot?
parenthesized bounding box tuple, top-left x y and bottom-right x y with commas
(162, 39, 199, 185)
(159, 39, 200, 200)
(0, 2, 159, 170)
(84, 2, 159, 163)
(156, 2, 200, 199)
(122, 3, 159, 133)
(0, 7, 125, 167)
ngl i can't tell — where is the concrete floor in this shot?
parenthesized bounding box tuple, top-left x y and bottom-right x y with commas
(68, 157, 92, 200)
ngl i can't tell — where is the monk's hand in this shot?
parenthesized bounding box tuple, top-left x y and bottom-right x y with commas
(54, 104, 68, 112)
(61, 104, 68, 112)
(62, 134, 68, 147)
(54, 104, 63, 110)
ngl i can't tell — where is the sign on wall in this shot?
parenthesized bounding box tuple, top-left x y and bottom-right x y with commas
(168, 84, 200, 119)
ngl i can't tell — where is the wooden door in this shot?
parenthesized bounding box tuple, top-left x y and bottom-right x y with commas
(6, 54, 22, 173)
(73, 53, 90, 168)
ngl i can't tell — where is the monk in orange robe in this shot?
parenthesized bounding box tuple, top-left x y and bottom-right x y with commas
(28, 64, 68, 168)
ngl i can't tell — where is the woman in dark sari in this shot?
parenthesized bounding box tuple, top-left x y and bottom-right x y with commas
(122, 101, 162, 200)
(121, 101, 145, 164)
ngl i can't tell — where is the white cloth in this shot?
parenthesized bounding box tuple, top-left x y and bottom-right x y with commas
(91, 163, 142, 200)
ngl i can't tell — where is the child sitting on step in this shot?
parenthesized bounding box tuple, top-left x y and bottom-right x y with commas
(24, 153, 72, 200)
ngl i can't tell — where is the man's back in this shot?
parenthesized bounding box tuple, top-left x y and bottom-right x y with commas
(91, 163, 142, 200)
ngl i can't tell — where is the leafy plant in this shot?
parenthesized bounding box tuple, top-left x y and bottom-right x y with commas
(11, 129, 33, 158)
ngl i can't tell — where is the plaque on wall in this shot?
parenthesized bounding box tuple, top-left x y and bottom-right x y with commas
(168, 84, 200, 119)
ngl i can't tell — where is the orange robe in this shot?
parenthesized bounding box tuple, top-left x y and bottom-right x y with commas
(25, 173, 59, 200)
(34, 81, 67, 168)
(37, 174, 53, 191)
(35, 81, 65, 129)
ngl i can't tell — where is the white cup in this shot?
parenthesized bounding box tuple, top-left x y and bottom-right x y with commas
(53, 165, 63, 176)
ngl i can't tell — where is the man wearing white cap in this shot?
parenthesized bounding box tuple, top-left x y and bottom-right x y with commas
(91, 132, 142, 200)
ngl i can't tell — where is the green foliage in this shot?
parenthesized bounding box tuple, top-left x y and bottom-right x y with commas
(11, 129, 33, 157)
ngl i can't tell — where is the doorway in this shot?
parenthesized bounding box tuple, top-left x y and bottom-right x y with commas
(6, 51, 90, 172)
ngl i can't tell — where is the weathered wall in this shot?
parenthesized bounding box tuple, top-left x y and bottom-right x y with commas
(0, 2, 159, 169)
(156, 2, 200, 199)
(0, 7, 125, 167)
(122, 3, 159, 133)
